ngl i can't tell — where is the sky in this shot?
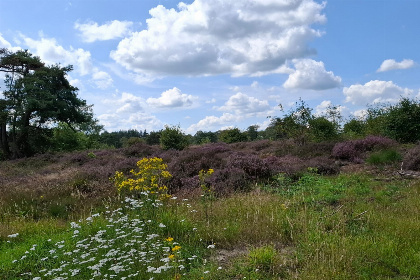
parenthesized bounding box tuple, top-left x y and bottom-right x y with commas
(1, 0, 419, 134)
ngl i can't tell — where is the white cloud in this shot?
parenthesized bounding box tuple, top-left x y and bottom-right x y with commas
(21, 35, 92, 75)
(91, 70, 113, 89)
(186, 113, 241, 133)
(146, 87, 197, 108)
(343, 80, 414, 105)
(217, 92, 271, 115)
(75, 20, 134, 43)
(283, 59, 341, 90)
(104, 92, 144, 114)
(377, 59, 415, 72)
(0, 33, 12, 49)
(98, 112, 163, 132)
(111, 0, 326, 78)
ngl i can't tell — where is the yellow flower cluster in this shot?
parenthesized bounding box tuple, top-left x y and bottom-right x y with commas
(113, 157, 172, 200)
(198, 168, 214, 193)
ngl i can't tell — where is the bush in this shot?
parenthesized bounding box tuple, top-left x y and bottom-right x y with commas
(218, 128, 247, 143)
(366, 149, 402, 166)
(160, 125, 189, 150)
(332, 141, 360, 162)
(402, 145, 420, 171)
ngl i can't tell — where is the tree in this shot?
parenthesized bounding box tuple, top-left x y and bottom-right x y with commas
(343, 118, 366, 138)
(218, 128, 247, 143)
(265, 99, 313, 145)
(384, 98, 420, 143)
(308, 117, 338, 142)
(193, 130, 218, 144)
(246, 125, 259, 141)
(160, 125, 189, 150)
(0, 49, 95, 158)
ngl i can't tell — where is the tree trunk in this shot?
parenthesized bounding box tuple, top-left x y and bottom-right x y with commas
(0, 122, 10, 159)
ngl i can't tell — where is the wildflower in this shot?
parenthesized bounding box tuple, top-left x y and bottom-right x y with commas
(159, 223, 166, 228)
(7, 233, 19, 238)
(166, 237, 174, 242)
(172, 245, 181, 252)
(168, 254, 175, 259)
(207, 244, 215, 249)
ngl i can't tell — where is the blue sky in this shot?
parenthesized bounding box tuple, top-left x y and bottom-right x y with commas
(1, 0, 419, 134)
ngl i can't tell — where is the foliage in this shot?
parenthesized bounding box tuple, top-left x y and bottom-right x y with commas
(218, 128, 247, 143)
(266, 99, 313, 145)
(402, 144, 420, 171)
(0, 49, 95, 158)
(366, 149, 402, 166)
(160, 125, 190, 150)
(246, 125, 260, 141)
(193, 130, 218, 145)
(146, 130, 162, 145)
(308, 116, 339, 142)
(332, 135, 397, 162)
(384, 98, 420, 143)
(343, 118, 366, 138)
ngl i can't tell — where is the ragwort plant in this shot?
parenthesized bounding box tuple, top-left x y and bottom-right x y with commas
(113, 157, 172, 202)
(199, 168, 215, 222)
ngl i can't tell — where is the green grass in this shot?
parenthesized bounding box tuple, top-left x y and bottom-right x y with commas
(1, 171, 420, 279)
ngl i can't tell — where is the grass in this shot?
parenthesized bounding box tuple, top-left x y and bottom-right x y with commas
(1, 158, 420, 279)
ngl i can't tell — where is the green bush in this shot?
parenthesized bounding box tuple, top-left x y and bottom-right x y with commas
(366, 149, 402, 166)
(160, 125, 189, 150)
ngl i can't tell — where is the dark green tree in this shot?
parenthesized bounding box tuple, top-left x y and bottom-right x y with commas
(343, 118, 366, 138)
(384, 98, 420, 143)
(218, 128, 247, 143)
(0, 49, 95, 158)
(246, 125, 259, 141)
(308, 117, 338, 142)
(160, 125, 189, 150)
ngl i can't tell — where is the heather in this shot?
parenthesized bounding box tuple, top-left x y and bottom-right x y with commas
(1, 138, 420, 279)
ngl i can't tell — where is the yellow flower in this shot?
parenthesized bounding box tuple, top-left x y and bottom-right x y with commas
(168, 254, 175, 259)
(172, 245, 181, 252)
(166, 237, 174, 242)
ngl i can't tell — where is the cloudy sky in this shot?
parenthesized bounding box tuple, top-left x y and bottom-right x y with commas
(1, 0, 419, 134)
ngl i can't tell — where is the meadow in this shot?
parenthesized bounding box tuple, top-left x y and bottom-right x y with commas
(1, 138, 420, 279)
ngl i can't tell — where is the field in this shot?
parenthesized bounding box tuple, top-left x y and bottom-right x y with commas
(1, 139, 420, 279)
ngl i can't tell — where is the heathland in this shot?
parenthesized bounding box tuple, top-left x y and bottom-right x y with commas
(1, 137, 420, 279)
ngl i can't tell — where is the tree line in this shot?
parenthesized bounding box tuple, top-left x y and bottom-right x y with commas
(1, 48, 420, 159)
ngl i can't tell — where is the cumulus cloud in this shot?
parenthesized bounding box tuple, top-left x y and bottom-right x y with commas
(186, 113, 241, 133)
(75, 20, 134, 43)
(21, 35, 92, 75)
(146, 87, 197, 108)
(111, 0, 326, 78)
(377, 59, 415, 72)
(98, 112, 163, 132)
(91, 70, 113, 89)
(104, 92, 145, 114)
(217, 92, 271, 115)
(343, 80, 413, 105)
(283, 59, 341, 90)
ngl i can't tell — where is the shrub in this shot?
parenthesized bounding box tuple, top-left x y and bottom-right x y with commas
(160, 125, 189, 150)
(308, 117, 338, 142)
(356, 135, 396, 151)
(218, 128, 247, 143)
(402, 145, 420, 171)
(113, 157, 172, 201)
(332, 141, 360, 161)
(227, 153, 271, 179)
(366, 149, 402, 166)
